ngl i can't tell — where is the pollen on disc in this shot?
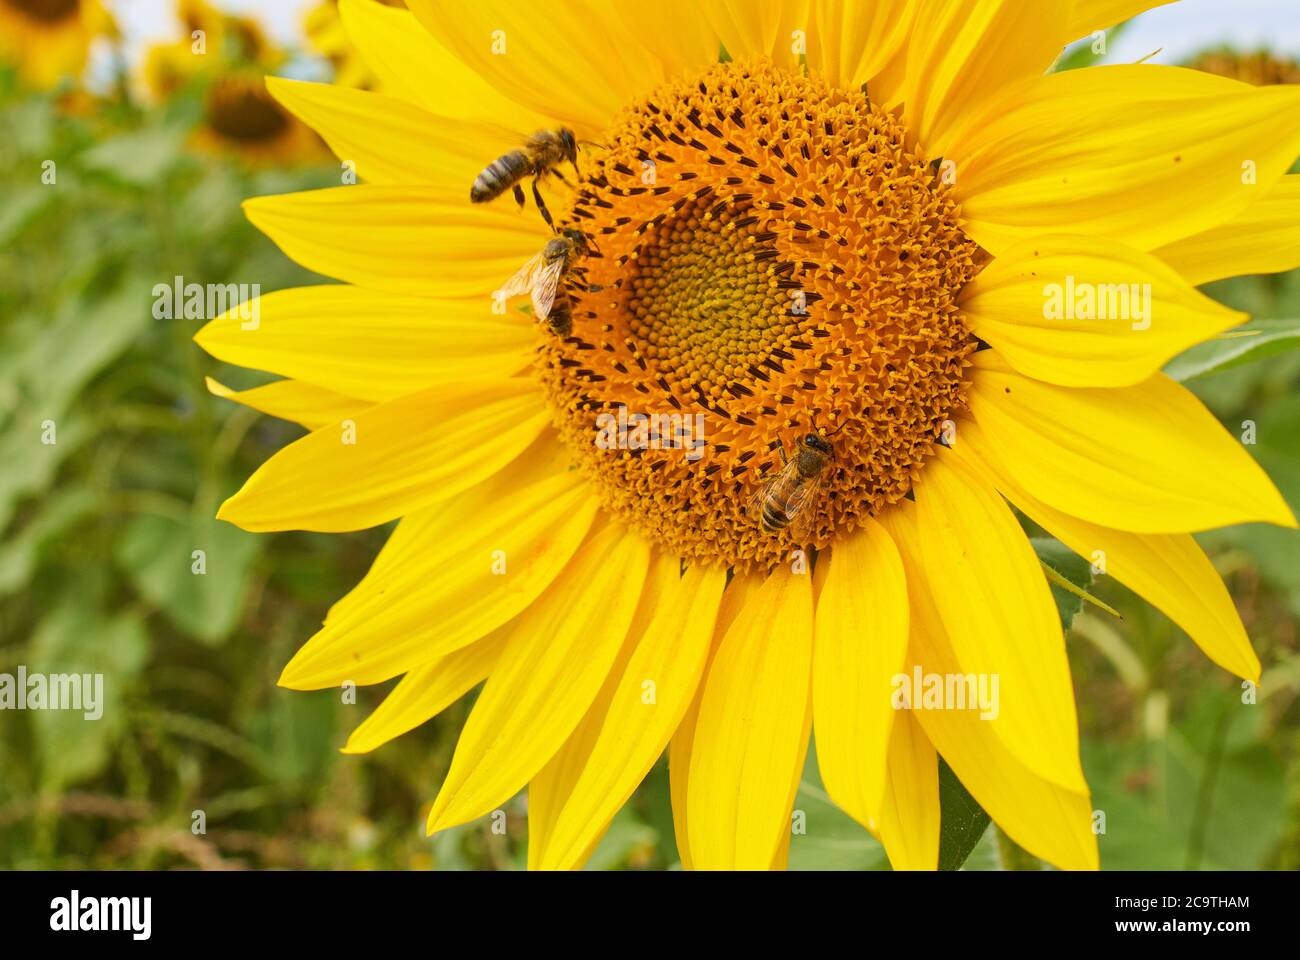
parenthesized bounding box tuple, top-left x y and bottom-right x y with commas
(534, 58, 982, 571)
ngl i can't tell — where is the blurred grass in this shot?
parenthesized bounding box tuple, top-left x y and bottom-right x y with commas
(2, 40, 1300, 871)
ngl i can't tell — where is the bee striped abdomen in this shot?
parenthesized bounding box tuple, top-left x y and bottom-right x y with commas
(471, 151, 530, 203)
(759, 475, 802, 532)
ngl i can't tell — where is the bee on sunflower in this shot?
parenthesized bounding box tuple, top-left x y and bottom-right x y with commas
(141, 0, 325, 167)
(196, 0, 1300, 871)
(0, 0, 114, 90)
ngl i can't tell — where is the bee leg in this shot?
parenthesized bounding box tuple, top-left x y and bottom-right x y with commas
(777, 440, 788, 467)
(550, 168, 572, 187)
(531, 176, 555, 231)
(512, 183, 526, 208)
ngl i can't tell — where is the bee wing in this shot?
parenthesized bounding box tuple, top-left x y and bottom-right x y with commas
(467, 119, 538, 153)
(745, 481, 772, 523)
(530, 256, 568, 320)
(496, 253, 546, 302)
(784, 472, 825, 542)
(746, 458, 796, 522)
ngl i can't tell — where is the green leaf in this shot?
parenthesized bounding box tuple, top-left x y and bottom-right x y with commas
(0, 183, 53, 246)
(0, 487, 97, 595)
(1165, 319, 1300, 382)
(584, 808, 658, 871)
(247, 690, 339, 785)
(789, 742, 889, 870)
(0, 284, 151, 528)
(81, 127, 185, 186)
(937, 758, 990, 870)
(1032, 537, 1115, 628)
(1052, 22, 1131, 73)
(115, 510, 262, 644)
(27, 602, 149, 791)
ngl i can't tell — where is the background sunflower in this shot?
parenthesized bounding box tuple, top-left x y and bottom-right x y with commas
(139, 0, 325, 167)
(1, 0, 1299, 873)
(0, 0, 114, 91)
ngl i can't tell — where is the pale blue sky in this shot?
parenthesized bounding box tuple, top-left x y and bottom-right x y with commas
(109, 0, 1300, 71)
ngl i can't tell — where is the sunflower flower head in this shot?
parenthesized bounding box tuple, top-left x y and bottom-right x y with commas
(0, 0, 113, 90)
(142, 0, 324, 166)
(199, 0, 1300, 872)
(543, 57, 981, 567)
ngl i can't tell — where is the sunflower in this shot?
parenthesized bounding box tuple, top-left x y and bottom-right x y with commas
(303, 0, 406, 90)
(141, 0, 324, 167)
(0, 0, 113, 90)
(196, 0, 1300, 871)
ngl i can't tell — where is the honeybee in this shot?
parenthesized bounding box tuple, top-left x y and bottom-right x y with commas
(748, 433, 835, 538)
(495, 228, 597, 337)
(471, 128, 580, 229)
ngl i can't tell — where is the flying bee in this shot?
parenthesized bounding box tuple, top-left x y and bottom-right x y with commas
(471, 127, 579, 230)
(495, 228, 600, 337)
(748, 432, 835, 538)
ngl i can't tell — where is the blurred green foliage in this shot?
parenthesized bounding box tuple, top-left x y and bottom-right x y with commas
(2, 41, 1300, 872)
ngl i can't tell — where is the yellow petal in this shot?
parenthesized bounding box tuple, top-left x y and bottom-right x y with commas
(806, 0, 914, 91)
(901, 0, 1072, 159)
(913, 448, 1087, 794)
(319, 435, 574, 628)
(341, 630, 509, 754)
(1067, 0, 1177, 38)
(606, 1, 719, 79)
(532, 560, 726, 869)
(812, 518, 909, 831)
(969, 350, 1296, 533)
(243, 186, 547, 299)
(879, 503, 1099, 871)
(336, 0, 549, 131)
(875, 710, 939, 871)
(954, 418, 1261, 682)
(426, 523, 651, 833)
(687, 565, 814, 869)
(1155, 176, 1300, 286)
(279, 451, 596, 688)
(953, 66, 1300, 255)
(219, 378, 549, 533)
(668, 569, 764, 870)
(405, 0, 669, 136)
(960, 234, 1246, 388)
(701, 0, 809, 65)
(196, 286, 534, 403)
(266, 77, 488, 187)
(526, 552, 677, 868)
(204, 376, 368, 431)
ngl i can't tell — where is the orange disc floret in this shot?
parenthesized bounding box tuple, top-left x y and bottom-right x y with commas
(536, 59, 982, 570)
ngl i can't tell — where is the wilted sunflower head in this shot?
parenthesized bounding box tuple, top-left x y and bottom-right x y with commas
(0, 0, 113, 90)
(199, 0, 1300, 872)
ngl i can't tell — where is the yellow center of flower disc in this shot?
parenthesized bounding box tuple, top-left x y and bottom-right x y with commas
(538, 59, 982, 569)
(207, 77, 290, 142)
(6, 0, 79, 23)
